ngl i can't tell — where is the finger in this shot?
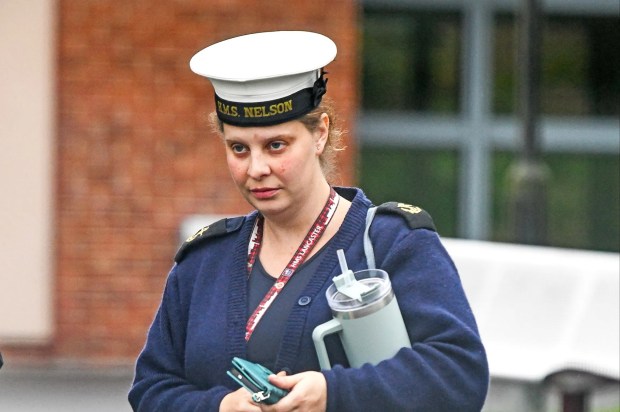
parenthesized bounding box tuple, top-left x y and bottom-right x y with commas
(267, 373, 302, 390)
(221, 387, 262, 412)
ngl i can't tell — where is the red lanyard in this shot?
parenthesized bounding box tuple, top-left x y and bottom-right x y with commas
(245, 188, 339, 341)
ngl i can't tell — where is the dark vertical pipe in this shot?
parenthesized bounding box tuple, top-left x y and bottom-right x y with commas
(520, 0, 542, 161)
(508, 0, 549, 245)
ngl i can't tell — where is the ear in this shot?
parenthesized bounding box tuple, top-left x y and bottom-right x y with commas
(315, 113, 330, 154)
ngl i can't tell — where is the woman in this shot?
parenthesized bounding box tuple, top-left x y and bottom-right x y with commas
(129, 31, 489, 412)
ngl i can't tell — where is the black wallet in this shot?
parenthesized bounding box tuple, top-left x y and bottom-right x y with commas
(227, 357, 289, 404)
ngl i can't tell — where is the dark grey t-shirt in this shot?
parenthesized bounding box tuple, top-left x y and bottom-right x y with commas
(246, 244, 331, 372)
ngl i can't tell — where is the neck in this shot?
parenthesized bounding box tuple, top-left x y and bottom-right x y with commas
(262, 183, 333, 243)
(257, 185, 351, 277)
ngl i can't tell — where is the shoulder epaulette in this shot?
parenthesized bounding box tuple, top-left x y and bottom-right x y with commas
(175, 216, 245, 263)
(375, 202, 436, 232)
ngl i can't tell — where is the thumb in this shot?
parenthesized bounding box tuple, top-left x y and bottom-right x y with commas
(268, 373, 301, 390)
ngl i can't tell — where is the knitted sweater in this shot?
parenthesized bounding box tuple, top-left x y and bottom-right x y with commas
(129, 187, 489, 411)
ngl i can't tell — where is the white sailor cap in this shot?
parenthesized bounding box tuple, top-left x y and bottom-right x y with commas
(190, 31, 337, 127)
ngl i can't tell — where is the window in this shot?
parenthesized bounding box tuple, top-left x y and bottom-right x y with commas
(359, 1, 619, 252)
(362, 8, 461, 113)
(493, 152, 619, 251)
(359, 147, 459, 236)
(493, 14, 620, 116)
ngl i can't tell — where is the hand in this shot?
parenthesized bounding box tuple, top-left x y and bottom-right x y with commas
(219, 387, 262, 412)
(259, 371, 327, 412)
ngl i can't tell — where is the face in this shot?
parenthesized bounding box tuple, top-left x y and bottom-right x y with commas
(222, 115, 329, 217)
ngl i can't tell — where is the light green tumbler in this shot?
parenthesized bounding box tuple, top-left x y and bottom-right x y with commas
(312, 250, 412, 369)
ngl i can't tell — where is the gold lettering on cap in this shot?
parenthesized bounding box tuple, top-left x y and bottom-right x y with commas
(217, 101, 239, 117)
(243, 99, 293, 118)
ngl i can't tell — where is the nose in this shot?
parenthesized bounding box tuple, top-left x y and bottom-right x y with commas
(247, 151, 270, 179)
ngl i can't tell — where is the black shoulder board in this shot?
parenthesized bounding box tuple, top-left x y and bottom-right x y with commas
(376, 202, 436, 232)
(174, 216, 245, 263)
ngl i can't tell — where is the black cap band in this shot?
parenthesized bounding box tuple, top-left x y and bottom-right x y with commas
(215, 75, 327, 127)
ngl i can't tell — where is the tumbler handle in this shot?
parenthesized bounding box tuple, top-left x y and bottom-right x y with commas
(312, 318, 342, 370)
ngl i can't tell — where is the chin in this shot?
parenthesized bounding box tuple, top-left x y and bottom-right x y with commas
(254, 201, 290, 218)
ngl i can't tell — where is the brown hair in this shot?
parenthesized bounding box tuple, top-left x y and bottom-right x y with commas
(209, 98, 345, 182)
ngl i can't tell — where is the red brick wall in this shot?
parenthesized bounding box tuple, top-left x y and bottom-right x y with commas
(44, 1, 359, 364)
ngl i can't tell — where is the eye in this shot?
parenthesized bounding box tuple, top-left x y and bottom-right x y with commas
(268, 141, 286, 151)
(229, 143, 247, 154)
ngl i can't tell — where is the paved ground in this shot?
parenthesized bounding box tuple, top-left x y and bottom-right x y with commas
(0, 365, 134, 412)
(0, 363, 618, 411)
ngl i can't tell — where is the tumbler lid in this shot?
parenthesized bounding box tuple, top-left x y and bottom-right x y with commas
(326, 269, 394, 319)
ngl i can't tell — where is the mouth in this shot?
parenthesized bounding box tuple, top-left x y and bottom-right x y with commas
(249, 187, 279, 200)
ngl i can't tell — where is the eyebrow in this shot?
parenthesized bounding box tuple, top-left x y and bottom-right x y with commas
(224, 133, 293, 144)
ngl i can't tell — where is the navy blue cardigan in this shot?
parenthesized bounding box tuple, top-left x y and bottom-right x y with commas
(129, 187, 489, 411)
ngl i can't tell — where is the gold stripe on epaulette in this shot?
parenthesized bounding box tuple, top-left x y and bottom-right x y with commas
(185, 226, 210, 243)
(397, 203, 422, 214)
